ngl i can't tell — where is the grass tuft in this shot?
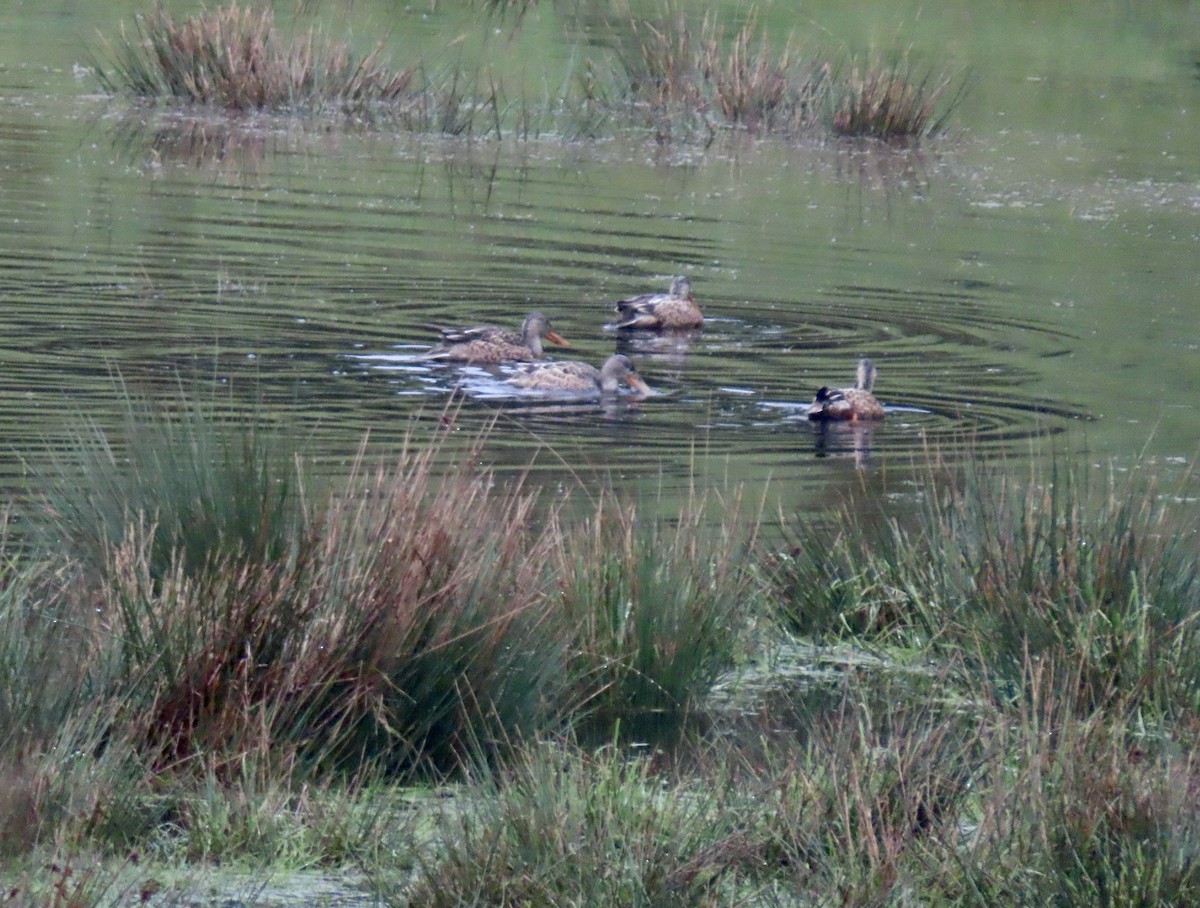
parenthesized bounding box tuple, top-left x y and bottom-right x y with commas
(830, 56, 964, 140)
(555, 491, 761, 727)
(405, 737, 758, 906)
(595, 3, 826, 142)
(93, 2, 965, 144)
(94, 4, 416, 115)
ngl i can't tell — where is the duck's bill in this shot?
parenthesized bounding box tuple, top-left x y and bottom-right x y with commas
(625, 374, 656, 396)
(545, 330, 571, 347)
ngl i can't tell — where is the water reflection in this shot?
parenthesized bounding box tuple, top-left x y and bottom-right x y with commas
(4, 48, 1176, 522)
(112, 115, 261, 178)
(612, 328, 701, 370)
(810, 419, 878, 466)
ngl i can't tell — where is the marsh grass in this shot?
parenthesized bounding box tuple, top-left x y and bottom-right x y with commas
(948, 662, 1200, 904)
(10, 393, 1200, 900)
(27, 399, 572, 786)
(406, 736, 759, 907)
(775, 456, 1200, 716)
(288, 448, 566, 775)
(830, 57, 964, 140)
(555, 490, 762, 726)
(94, 4, 418, 114)
(93, 4, 526, 137)
(94, 2, 962, 143)
(585, 3, 960, 142)
(593, 4, 826, 142)
(41, 393, 306, 586)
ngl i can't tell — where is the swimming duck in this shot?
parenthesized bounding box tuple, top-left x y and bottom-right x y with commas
(614, 275, 702, 330)
(424, 312, 570, 363)
(508, 354, 654, 396)
(807, 358, 885, 421)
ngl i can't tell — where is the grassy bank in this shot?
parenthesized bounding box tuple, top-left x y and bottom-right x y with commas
(93, 2, 963, 143)
(2, 405, 1197, 904)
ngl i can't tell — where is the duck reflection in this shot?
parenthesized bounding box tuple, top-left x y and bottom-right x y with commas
(613, 327, 700, 369)
(810, 418, 877, 467)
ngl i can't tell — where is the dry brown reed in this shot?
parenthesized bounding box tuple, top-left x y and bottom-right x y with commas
(607, 4, 823, 140)
(97, 4, 415, 113)
(832, 59, 960, 140)
(85, 431, 567, 779)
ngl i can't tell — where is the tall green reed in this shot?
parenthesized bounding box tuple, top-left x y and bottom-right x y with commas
(774, 455, 1200, 717)
(554, 490, 762, 727)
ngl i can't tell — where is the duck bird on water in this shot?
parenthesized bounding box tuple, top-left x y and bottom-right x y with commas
(508, 354, 655, 397)
(424, 312, 570, 363)
(807, 358, 885, 421)
(614, 275, 702, 330)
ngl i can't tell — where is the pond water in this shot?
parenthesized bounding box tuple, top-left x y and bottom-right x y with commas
(0, 0, 1197, 526)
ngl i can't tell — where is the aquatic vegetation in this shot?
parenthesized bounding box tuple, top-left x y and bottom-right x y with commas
(94, 4, 415, 115)
(830, 57, 965, 140)
(92, 2, 963, 143)
(591, 4, 826, 141)
(5, 402, 1200, 904)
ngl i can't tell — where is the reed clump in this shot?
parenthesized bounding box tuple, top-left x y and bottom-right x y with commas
(593, 6, 827, 141)
(94, 4, 416, 115)
(43, 412, 569, 781)
(4, 399, 765, 858)
(831, 58, 963, 140)
(585, 3, 960, 142)
(93, 2, 963, 142)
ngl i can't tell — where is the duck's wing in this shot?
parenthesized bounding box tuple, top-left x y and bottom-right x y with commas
(509, 359, 598, 390)
(615, 293, 669, 328)
(433, 324, 514, 344)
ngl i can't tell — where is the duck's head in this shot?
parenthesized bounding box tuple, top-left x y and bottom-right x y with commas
(669, 275, 693, 300)
(600, 354, 655, 396)
(806, 386, 845, 418)
(523, 312, 571, 348)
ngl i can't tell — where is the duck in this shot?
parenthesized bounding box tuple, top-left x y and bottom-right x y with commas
(424, 312, 570, 363)
(508, 354, 654, 396)
(807, 358, 885, 421)
(614, 275, 702, 330)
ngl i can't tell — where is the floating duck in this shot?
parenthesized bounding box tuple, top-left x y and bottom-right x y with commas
(508, 354, 654, 396)
(424, 312, 570, 363)
(614, 275, 702, 330)
(807, 358, 885, 421)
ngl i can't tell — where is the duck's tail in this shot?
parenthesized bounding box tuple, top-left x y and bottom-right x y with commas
(856, 358, 877, 392)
